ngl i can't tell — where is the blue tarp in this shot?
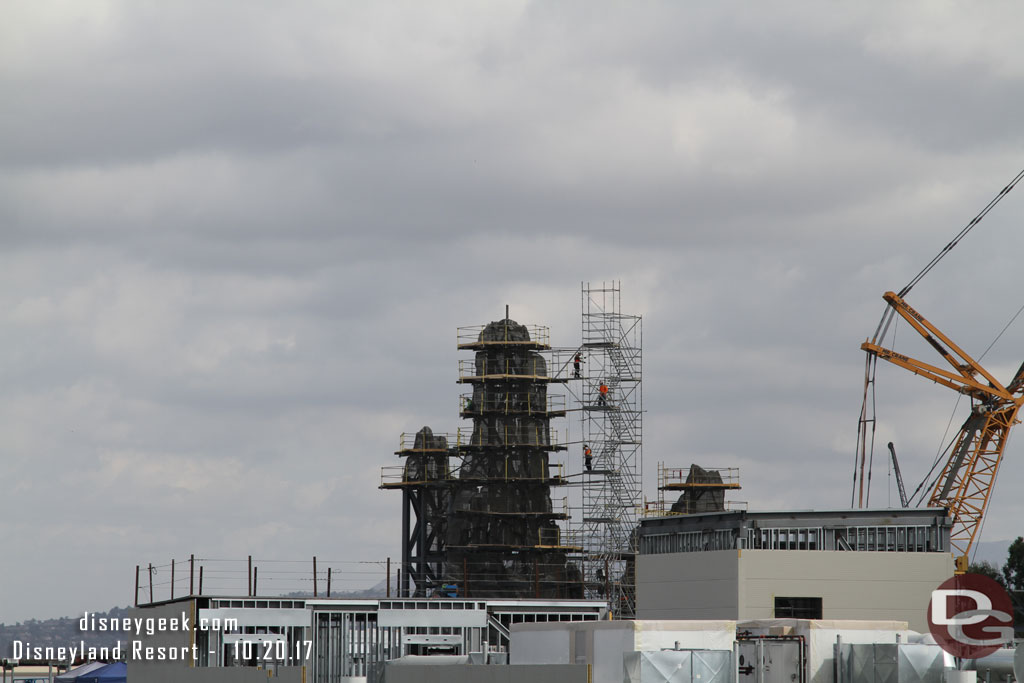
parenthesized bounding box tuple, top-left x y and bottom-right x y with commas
(74, 662, 126, 683)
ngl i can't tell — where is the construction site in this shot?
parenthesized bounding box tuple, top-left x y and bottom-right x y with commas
(118, 172, 1024, 683)
(381, 283, 643, 615)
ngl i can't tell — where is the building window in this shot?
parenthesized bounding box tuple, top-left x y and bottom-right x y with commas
(774, 597, 822, 619)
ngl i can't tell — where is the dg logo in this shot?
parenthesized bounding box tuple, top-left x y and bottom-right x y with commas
(928, 574, 1014, 659)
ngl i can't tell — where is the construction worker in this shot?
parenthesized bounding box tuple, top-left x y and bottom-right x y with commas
(597, 382, 609, 406)
(583, 444, 593, 471)
(573, 352, 584, 378)
(464, 396, 475, 413)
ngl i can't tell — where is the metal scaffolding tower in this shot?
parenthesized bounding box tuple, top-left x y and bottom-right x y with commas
(577, 281, 642, 618)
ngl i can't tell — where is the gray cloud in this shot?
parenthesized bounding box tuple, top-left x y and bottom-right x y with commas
(2, 1, 1024, 622)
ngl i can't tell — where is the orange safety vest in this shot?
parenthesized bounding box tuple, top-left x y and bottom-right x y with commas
(599, 384, 608, 394)
(584, 447, 592, 457)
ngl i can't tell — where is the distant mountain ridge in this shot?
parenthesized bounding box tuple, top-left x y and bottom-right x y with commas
(973, 538, 1013, 568)
(0, 606, 130, 659)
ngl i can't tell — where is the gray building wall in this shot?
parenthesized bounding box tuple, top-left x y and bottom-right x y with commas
(383, 663, 589, 683)
(511, 620, 736, 683)
(740, 549, 953, 630)
(637, 549, 954, 631)
(636, 550, 739, 620)
(126, 663, 305, 682)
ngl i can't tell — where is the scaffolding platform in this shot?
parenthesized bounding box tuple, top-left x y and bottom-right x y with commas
(460, 391, 567, 419)
(451, 498, 569, 520)
(457, 373, 569, 384)
(642, 499, 748, 517)
(456, 444, 568, 454)
(458, 358, 569, 384)
(453, 425, 568, 451)
(457, 323, 551, 350)
(380, 478, 568, 489)
(462, 409, 567, 419)
(446, 543, 584, 552)
(394, 431, 457, 456)
(660, 481, 741, 490)
(645, 463, 744, 517)
(454, 511, 570, 520)
(658, 465, 741, 490)
(380, 465, 568, 489)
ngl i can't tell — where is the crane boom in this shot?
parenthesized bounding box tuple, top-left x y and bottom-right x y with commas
(887, 442, 909, 508)
(861, 292, 1024, 571)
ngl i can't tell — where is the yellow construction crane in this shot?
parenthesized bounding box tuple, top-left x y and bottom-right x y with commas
(860, 291, 1024, 572)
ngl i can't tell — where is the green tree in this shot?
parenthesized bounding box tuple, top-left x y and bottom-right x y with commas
(1002, 536, 1024, 590)
(969, 560, 1005, 587)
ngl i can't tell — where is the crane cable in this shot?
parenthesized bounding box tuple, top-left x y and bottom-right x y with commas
(854, 166, 1024, 507)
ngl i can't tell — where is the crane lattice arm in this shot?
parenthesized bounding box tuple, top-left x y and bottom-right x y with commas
(887, 442, 909, 508)
(861, 292, 1024, 571)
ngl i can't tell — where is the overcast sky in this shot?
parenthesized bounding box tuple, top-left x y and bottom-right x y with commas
(3, 1, 1024, 623)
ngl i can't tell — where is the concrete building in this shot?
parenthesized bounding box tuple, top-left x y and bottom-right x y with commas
(636, 508, 955, 632)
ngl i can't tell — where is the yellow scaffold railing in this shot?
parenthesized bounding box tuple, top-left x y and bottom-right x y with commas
(657, 464, 741, 490)
(380, 461, 567, 488)
(456, 324, 551, 349)
(459, 391, 566, 416)
(455, 425, 565, 450)
(396, 432, 458, 454)
(640, 497, 749, 518)
(457, 357, 555, 382)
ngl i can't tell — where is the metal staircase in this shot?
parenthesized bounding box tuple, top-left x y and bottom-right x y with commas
(577, 281, 642, 618)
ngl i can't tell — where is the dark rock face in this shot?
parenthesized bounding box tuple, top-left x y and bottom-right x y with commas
(670, 464, 726, 514)
(403, 426, 450, 482)
(445, 318, 582, 599)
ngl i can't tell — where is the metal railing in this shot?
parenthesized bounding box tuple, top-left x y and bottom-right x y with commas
(453, 496, 569, 518)
(658, 465, 741, 489)
(457, 324, 550, 348)
(458, 357, 551, 381)
(640, 498, 748, 517)
(460, 391, 565, 415)
(456, 425, 564, 449)
(397, 432, 457, 453)
(381, 462, 566, 487)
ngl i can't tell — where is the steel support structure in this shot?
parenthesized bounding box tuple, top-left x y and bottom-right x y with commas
(399, 486, 448, 597)
(385, 430, 452, 597)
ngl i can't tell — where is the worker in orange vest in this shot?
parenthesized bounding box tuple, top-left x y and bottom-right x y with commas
(583, 444, 593, 471)
(573, 352, 584, 378)
(597, 382, 609, 406)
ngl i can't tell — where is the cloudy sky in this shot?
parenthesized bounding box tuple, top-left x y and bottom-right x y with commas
(3, 1, 1024, 623)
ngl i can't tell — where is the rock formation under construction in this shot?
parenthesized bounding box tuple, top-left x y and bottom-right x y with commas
(446, 317, 581, 598)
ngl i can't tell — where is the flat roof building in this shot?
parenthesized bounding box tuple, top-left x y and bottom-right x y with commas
(636, 507, 955, 632)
